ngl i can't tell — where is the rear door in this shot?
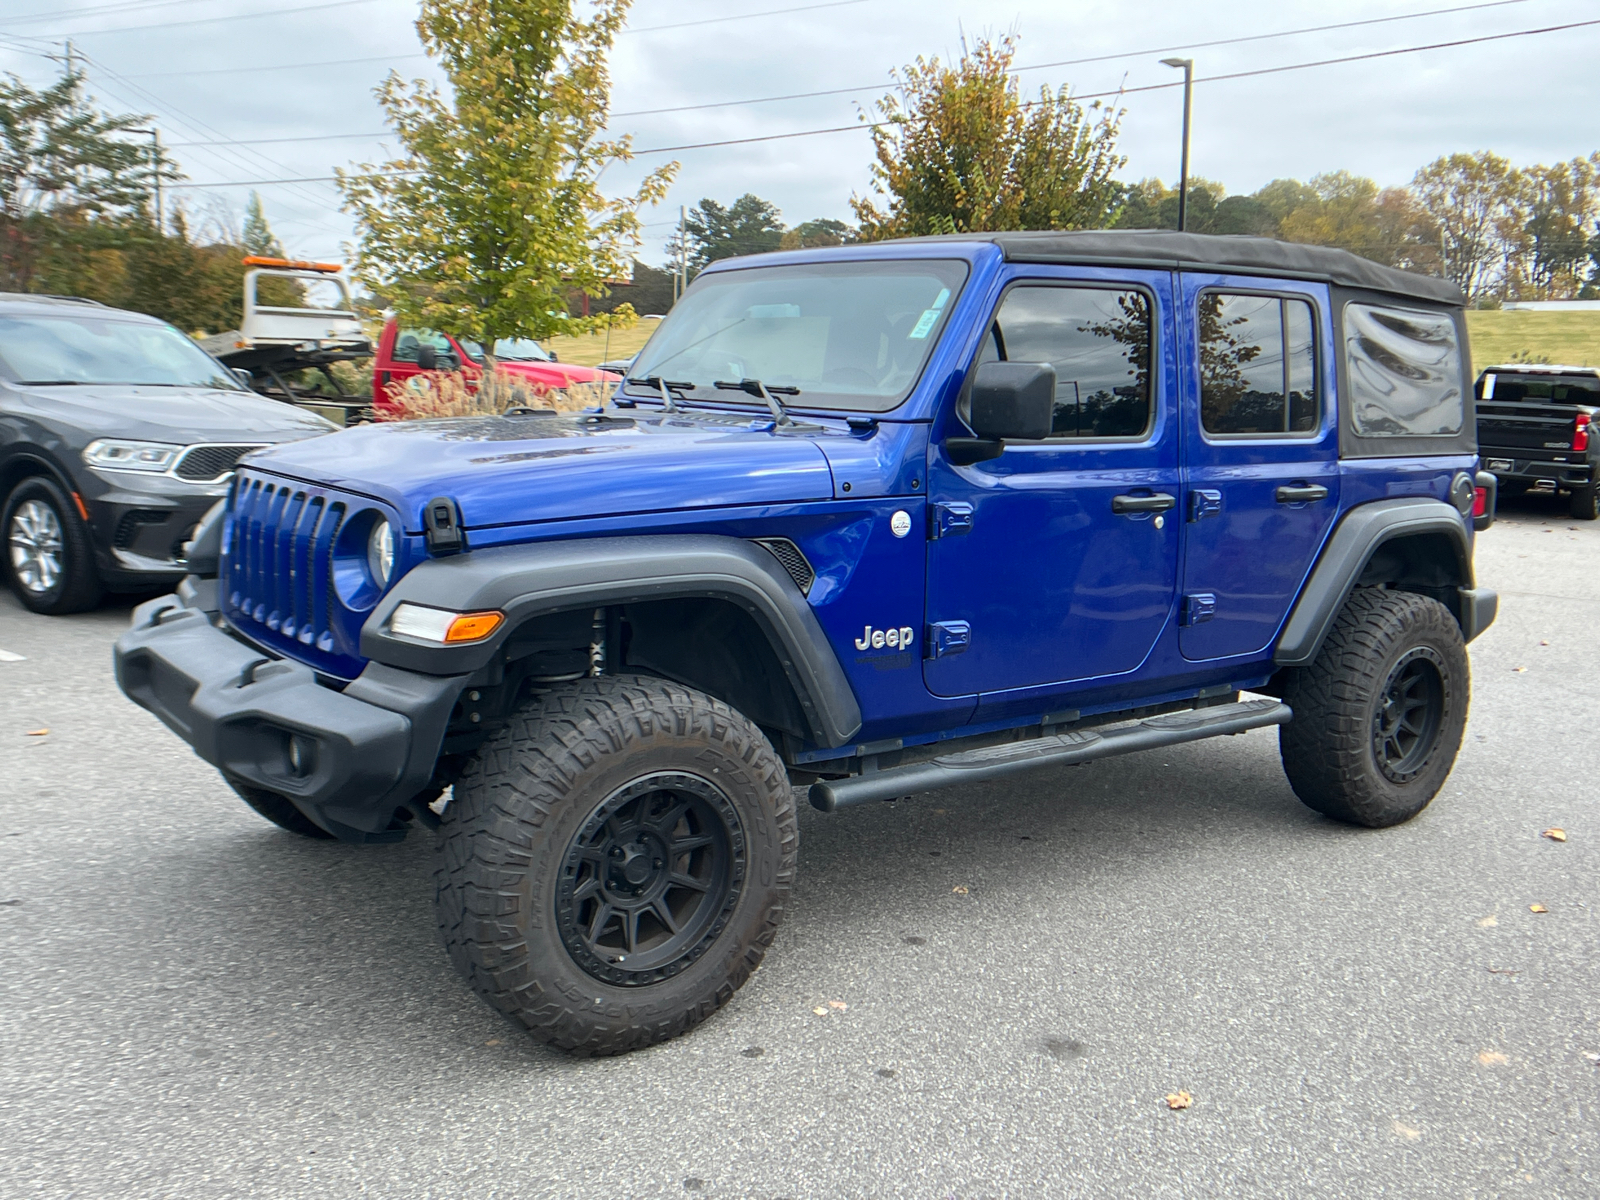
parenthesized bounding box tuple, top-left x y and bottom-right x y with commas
(923, 267, 1181, 697)
(1177, 275, 1340, 661)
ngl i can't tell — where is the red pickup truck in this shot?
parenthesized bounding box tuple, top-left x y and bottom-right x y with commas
(371, 319, 619, 414)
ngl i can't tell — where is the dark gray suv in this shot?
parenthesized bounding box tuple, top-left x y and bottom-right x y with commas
(0, 293, 334, 614)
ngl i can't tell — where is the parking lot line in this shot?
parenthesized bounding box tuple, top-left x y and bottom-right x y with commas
(0, 648, 26, 662)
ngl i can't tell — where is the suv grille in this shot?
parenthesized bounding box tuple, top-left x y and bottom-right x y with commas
(175, 444, 265, 482)
(222, 471, 380, 679)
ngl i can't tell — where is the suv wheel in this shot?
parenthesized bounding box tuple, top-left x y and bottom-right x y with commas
(435, 674, 797, 1055)
(1279, 587, 1468, 828)
(228, 781, 336, 839)
(3, 477, 104, 615)
(1569, 483, 1598, 521)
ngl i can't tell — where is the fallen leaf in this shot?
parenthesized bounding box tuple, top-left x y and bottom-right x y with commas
(1540, 640, 1550, 646)
(1530, 903, 1548, 913)
(740, 1046, 764, 1058)
(1582, 1052, 1599, 1066)
(812, 1006, 828, 1016)
(484, 1039, 502, 1047)
(1392, 1120, 1421, 1141)
(1541, 828, 1567, 842)
(1512, 666, 1528, 673)
(827, 1000, 848, 1011)
(1164, 1091, 1193, 1110)
(24, 729, 47, 737)
(952, 885, 970, 894)
(1477, 915, 1498, 927)
(1477, 1051, 1508, 1066)
(1487, 967, 1520, 976)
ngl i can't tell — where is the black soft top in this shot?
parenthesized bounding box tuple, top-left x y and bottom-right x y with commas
(900, 229, 1463, 307)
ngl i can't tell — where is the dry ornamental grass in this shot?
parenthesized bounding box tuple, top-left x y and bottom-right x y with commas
(378, 368, 614, 421)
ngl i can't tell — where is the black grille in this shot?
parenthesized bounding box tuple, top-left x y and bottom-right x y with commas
(113, 509, 169, 550)
(752, 537, 814, 596)
(174, 444, 264, 481)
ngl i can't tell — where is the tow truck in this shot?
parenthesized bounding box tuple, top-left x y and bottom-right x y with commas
(199, 257, 373, 427)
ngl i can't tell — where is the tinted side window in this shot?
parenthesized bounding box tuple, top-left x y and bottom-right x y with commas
(1345, 303, 1463, 436)
(987, 286, 1152, 439)
(1198, 293, 1318, 435)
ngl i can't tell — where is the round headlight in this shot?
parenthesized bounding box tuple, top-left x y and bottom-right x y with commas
(367, 518, 394, 588)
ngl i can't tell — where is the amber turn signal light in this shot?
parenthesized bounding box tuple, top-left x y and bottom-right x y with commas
(444, 612, 504, 643)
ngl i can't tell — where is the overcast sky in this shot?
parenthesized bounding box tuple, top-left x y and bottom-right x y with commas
(2, 0, 1597, 268)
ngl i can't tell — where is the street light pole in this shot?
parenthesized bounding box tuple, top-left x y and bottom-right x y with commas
(1160, 58, 1194, 232)
(128, 127, 162, 235)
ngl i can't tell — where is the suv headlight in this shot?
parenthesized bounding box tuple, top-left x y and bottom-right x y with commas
(84, 439, 183, 473)
(367, 517, 394, 588)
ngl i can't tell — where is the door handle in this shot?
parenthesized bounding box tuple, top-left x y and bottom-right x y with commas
(1112, 492, 1177, 514)
(1275, 484, 1330, 504)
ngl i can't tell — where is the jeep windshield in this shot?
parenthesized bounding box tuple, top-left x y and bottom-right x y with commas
(623, 258, 969, 413)
(0, 314, 243, 391)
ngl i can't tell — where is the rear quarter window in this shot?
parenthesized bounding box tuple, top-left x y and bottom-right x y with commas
(1344, 302, 1464, 436)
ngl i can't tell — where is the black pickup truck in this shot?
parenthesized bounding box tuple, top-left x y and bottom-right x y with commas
(1474, 364, 1600, 520)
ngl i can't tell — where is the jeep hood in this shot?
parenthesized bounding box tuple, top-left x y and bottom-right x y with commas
(245, 411, 837, 531)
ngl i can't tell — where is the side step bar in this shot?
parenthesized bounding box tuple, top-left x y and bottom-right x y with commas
(808, 698, 1293, 812)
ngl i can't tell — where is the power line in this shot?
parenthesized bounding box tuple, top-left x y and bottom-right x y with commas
(158, 14, 1600, 191)
(620, 0, 872, 34)
(17, 0, 381, 38)
(123, 53, 428, 79)
(0, 0, 210, 29)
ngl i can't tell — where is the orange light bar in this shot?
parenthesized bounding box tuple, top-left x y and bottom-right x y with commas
(444, 611, 505, 643)
(242, 255, 343, 272)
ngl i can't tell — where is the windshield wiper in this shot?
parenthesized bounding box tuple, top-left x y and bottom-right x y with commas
(627, 375, 695, 413)
(715, 379, 798, 426)
(18, 379, 88, 386)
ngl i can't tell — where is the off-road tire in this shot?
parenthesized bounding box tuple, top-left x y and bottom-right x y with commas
(1569, 483, 1599, 521)
(435, 674, 798, 1056)
(229, 780, 335, 839)
(1279, 587, 1469, 828)
(3, 476, 104, 615)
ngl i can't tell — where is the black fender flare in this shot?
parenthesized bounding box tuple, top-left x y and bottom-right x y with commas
(360, 534, 864, 748)
(1275, 497, 1495, 667)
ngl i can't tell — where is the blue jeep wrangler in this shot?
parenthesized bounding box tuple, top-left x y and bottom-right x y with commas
(115, 231, 1498, 1054)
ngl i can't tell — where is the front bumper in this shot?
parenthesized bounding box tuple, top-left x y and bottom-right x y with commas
(114, 593, 467, 841)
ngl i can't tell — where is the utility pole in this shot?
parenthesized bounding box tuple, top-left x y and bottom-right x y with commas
(1160, 58, 1194, 233)
(677, 204, 688, 303)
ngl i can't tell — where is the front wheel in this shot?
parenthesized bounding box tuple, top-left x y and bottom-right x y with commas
(3, 477, 104, 615)
(1279, 588, 1469, 828)
(435, 675, 797, 1055)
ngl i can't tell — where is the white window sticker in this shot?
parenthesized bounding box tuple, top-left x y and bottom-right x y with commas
(1481, 373, 1496, 399)
(908, 309, 940, 339)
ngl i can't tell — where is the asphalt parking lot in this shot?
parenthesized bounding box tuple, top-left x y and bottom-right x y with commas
(1, 496, 1596, 1200)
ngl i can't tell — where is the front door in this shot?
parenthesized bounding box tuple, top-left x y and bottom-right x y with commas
(1178, 275, 1341, 661)
(924, 269, 1181, 698)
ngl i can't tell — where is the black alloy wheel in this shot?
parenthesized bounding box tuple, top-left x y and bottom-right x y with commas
(556, 773, 744, 987)
(1370, 647, 1446, 784)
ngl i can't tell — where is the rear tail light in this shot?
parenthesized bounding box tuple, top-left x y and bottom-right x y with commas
(1473, 487, 1488, 518)
(1576, 414, 1592, 453)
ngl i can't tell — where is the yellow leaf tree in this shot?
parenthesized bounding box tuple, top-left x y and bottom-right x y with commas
(338, 0, 676, 345)
(851, 35, 1125, 240)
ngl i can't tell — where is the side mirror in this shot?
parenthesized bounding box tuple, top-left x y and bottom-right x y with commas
(416, 344, 438, 371)
(548, 349, 559, 362)
(949, 361, 1056, 464)
(231, 367, 254, 388)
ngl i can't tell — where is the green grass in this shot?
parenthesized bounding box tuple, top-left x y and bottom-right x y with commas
(544, 320, 659, 368)
(1465, 310, 1600, 374)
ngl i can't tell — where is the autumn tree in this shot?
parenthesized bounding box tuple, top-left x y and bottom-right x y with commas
(682, 193, 784, 268)
(852, 34, 1125, 238)
(1411, 151, 1521, 298)
(338, 0, 676, 345)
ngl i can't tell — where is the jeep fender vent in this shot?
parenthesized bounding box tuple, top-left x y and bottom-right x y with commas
(752, 537, 815, 596)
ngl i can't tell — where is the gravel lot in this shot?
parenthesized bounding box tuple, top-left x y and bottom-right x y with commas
(1, 496, 1596, 1200)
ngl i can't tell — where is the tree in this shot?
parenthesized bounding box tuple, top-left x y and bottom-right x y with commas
(337, 0, 676, 346)
(682, 193, 784, 269)
(851, 34, 1125, 238)
(1411, 151, 1521, 298)
(0, 67, 171, 293)
(780, 217, 853, 250)
(242, 190, 285, 258)
(1508, 156, 1599, 298)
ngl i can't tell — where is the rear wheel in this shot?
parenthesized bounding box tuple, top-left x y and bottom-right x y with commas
(435, 674, 797, 1055)
(1569, 483, 1598, 521)
(1279, 588, 1468, 828)
(3, 477, 103, 615)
